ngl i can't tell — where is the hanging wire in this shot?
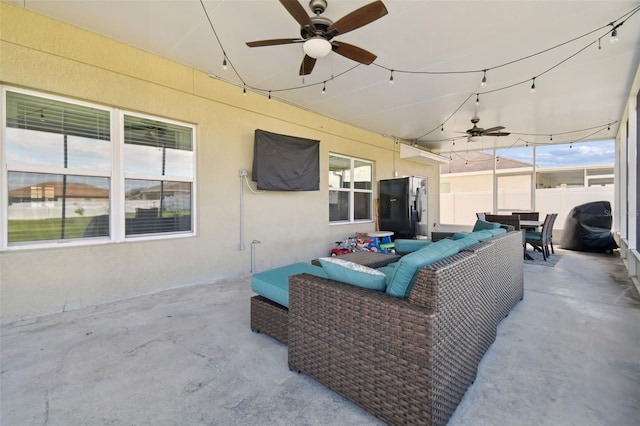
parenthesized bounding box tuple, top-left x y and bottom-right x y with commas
(201, 0, 638, 140)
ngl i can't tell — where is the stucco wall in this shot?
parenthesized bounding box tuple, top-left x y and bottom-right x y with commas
(0, 4, 440, 321)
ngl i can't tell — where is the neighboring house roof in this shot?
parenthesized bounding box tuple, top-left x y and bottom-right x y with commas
(138, 182, 191, 195)
(440, 151, 532, 174)
(8, 181, 109, 199)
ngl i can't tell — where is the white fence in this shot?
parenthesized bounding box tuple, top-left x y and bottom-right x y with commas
(441, 186, 615, 235)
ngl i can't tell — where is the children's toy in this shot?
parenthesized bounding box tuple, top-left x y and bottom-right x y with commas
(330, 233, 377, 256)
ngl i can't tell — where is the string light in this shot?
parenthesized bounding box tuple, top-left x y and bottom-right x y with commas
(610, 23, 620, 44)
(243, 85, 246, 96)
(322, 81, 326, 94)
(550, 135, 553, 141)
(441, 124, 444, 132)
(268, 91, 271, 101)
(481, 70, 487, 87)
(222, 56, 227, 70)
(530, 78, 536, 93)
(200, 0, 638, 143)
(608, 124, 611, 131)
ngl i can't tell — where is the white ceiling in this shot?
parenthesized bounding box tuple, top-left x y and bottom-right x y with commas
(7, 0, 640, 153)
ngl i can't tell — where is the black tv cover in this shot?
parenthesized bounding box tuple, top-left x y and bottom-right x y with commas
(252, 129, 320, 191)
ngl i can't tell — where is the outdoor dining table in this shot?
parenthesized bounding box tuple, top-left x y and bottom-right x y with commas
(520, 220, 543, 231)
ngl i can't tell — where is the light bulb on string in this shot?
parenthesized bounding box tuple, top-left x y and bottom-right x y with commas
(389, 70, 394, 84)
(441, 124, 444, 132)
(222, 56, 227, 70)
(530, 78, 536, 93)
(481, 70, 487, 87)
(610, 26, 619, 44)
(476, 94, 480, 105)
(268, 91, 271, 101)
(322, 81, 326, 94)
(598, 38, 602, 50)
(608, 124, 611, 131)
(243, 85, 246, 96)
(550, 135, 553, 142)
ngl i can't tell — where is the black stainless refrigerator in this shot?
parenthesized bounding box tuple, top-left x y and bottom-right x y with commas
(379, 177, 427, 239)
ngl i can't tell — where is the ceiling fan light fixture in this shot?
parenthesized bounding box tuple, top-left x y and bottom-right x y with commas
(303, 37, 332, 59)
(468, 135, 482, 143)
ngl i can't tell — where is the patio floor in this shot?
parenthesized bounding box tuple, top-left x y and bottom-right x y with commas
(2, 248, 639, 425)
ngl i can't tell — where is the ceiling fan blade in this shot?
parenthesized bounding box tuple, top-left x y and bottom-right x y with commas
(481, 126, 505, 134)
(327, 0, 388, 36)
(246, 38, 302, 48)
(299, 55, 316, 75)
(332, 41, 377, 65)
(484, 131, 511, 137)
(280, 0, 315, 30)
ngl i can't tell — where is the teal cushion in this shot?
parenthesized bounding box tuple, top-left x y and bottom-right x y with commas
(251, 262, 328, 308)
(394, 239, 432, 253)
(469, 230, 493, 241)
(376, 265, 396, 280)
(487, 228, 507, 237)
(472, 219, 501, 232)
(386, 238, 461, 298)
(453, 236, 480, 250)
(318, 257, 387, 291)
(453, 232, 470, 240)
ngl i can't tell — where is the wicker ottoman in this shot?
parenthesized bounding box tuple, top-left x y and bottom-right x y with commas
(251, 295, 289, 344)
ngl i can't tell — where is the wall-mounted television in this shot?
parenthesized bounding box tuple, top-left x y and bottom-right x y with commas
(252, 129, 320, 191)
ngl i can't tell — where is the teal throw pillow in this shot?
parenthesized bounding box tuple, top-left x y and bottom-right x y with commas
(385, 238, 461, 298)
(472, 219, 501, 232)
(318, 257, 387, 291)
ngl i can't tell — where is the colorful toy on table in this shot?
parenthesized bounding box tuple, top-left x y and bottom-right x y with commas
(330, 233, 377, 256)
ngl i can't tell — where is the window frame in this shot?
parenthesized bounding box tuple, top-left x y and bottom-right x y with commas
(328, 153, 374, 224)
(1, 86, 197, 250)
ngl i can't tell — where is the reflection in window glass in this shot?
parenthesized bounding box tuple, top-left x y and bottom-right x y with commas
(7, 172, 110, 244)
(329, 190, 349, 222)
(329, 155, 351, 189)
(124, 115, 193, 178)
(354, 192, 372, 220)
(354, 160, 372, 190)
(328, 154, 372, 223)
(125, 179, 192, 235)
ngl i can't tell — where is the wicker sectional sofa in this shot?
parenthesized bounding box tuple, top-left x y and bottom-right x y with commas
(252, 230, 524, 425)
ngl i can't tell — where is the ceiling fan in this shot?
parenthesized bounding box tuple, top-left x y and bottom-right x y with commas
(463, 117, 510, 142)
(246, 0, 388, 75)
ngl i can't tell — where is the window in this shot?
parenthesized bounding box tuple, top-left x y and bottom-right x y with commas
(123, 114, 193, 236)
(2, 88, 195, 249)
(329, 154, 372, 223)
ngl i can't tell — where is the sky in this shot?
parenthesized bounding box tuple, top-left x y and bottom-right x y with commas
(488, 139, 615, 169)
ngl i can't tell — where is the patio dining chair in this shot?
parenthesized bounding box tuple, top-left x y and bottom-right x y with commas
(525, 213, 556, 261)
